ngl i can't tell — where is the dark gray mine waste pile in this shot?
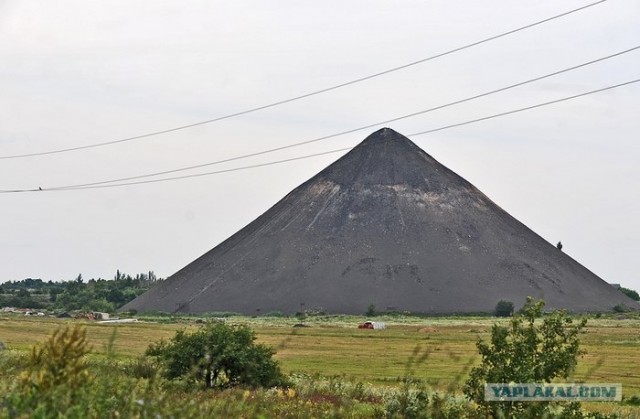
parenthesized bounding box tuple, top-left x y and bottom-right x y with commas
(122, 128, 638, 314)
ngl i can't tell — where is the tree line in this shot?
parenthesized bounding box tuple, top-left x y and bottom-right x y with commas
(0, 270, 162, 312)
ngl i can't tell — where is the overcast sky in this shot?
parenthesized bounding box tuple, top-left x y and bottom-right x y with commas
(1, 0, 639, 291)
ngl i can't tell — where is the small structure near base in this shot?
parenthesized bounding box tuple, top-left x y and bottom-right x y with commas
(358, 321, 385, 330)
(92, 312, 110, 320)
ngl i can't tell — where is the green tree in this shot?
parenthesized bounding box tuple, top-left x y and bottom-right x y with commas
(613, 303, 629, 313)
(64, 274, 84, 294)
(49, 287, 63, 303)
(619, 287, 639, 301)
(494, 300, 514, 317)
(16, 288, 31, 299)
(366, 303, 377, 317)
(464, 297, 587, 418)
(106, 288, 125, 305)
(146, 322, 284, 389)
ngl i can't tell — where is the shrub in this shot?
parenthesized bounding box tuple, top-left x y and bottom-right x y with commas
(21, 324, 91, 393)
(3, 325, 92, 417)
(382, 378, 429, 419)
(613, 303, 628, 313)
(494, 300, 514, 317)
(366, 303, 377, 317)
(464, 297, 587, 418)
(146, 322, 285, 389)
(124, 356, 158, 379)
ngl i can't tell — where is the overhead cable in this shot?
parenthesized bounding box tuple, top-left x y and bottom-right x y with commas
(11, 45, 638, 191)
(0, 0, 607, 160)
(2, 76, 637, 194)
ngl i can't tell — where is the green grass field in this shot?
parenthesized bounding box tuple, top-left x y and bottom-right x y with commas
(1, 313, 639, 416)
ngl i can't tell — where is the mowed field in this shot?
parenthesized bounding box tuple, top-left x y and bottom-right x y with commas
(1, 314, 639, 401)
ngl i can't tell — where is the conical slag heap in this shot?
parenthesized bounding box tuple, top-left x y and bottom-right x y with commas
(122, 128, 638, 314)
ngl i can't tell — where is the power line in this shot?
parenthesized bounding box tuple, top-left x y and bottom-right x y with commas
(408, 78, 640, 136)
(13, 45, 638, 191)
(3, 76, 637, 194)
(0, 0, 607, 160)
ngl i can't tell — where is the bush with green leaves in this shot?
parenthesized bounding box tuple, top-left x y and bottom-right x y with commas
(2, 325, 92, 417)
(464, 297, 588, 418)
(21, 325, 91, 392)
(613, 303, 629, 313)
(494, 300, 514, 317)
(366, 303, 377, 317)
(146, 321, 285, 389)
(380, 378, 429, 419)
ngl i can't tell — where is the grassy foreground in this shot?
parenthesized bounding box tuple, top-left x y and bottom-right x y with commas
(1, 313, 639, 417)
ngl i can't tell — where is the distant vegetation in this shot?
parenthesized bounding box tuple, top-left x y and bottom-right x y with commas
(0, 270, 162, 312)
(493, 300, 514, 317)
(620, 286, 640, 301)
(2, 272, 638, 317)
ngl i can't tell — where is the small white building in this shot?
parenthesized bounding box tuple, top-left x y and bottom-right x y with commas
(359, 320, 386, 330)
(93, 312, 110, 320)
